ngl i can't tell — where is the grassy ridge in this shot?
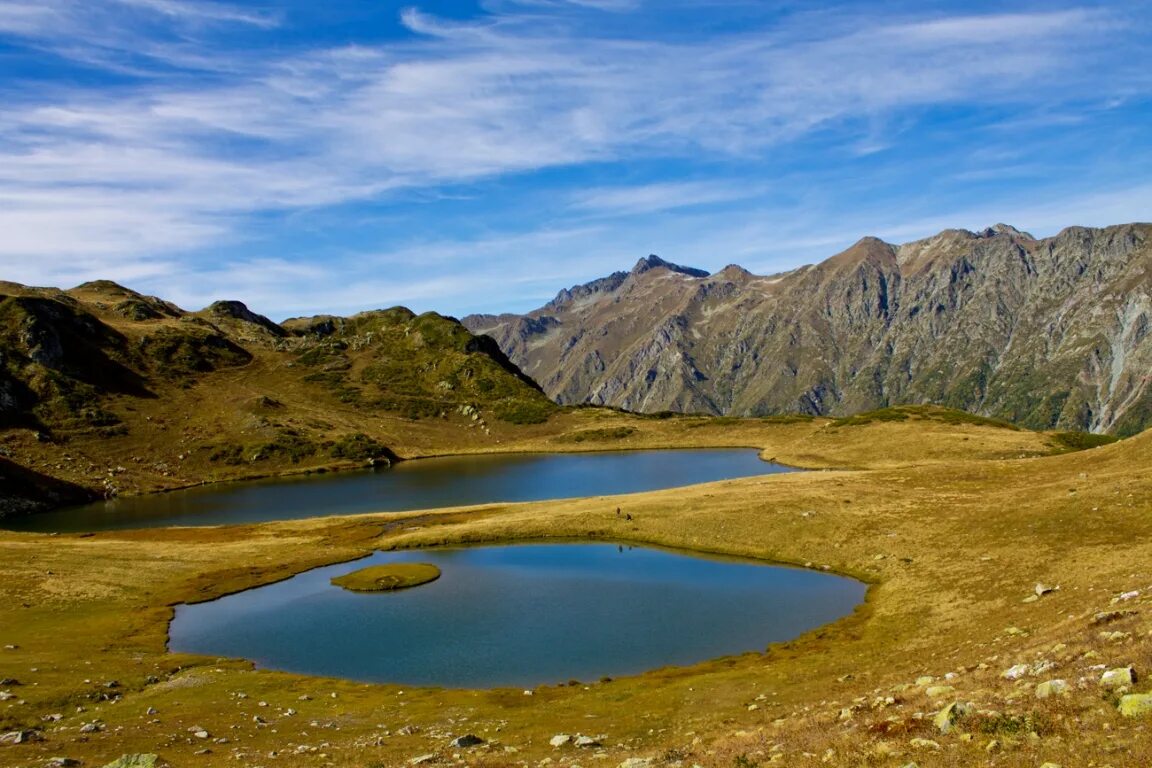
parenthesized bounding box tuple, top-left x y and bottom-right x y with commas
(0, 281, 557, 514)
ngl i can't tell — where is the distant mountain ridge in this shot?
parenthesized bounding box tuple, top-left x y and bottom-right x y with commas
(464, 222, 1152, 435)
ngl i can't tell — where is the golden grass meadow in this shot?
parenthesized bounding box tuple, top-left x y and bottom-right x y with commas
(1, 406, 1151, 767)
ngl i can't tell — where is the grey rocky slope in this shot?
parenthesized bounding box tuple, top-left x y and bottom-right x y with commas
(464, 224, 1152, 434)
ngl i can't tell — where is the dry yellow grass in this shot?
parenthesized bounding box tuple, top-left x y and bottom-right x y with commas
(1, 412, 1149, 768)
(330, 563, 441, 592)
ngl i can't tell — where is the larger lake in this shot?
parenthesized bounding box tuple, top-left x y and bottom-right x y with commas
(10, 449, 790, 532)
(170, 543, 865, 688)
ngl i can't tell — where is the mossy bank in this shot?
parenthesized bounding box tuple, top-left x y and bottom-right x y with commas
(330, 562, 441, 592)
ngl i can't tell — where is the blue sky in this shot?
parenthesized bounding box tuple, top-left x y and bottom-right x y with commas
(1, 0, 1150, 320)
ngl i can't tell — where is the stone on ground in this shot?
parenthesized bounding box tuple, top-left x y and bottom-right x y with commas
(102, 757, 165, 768)
(1100, 667, 1136, 688)
(1118, 694, 1152, 717)
(1035, 679, 1070, 698)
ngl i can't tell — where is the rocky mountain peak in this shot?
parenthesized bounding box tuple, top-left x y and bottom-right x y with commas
(630, 254, 710, 278)
(979, 223, 1035, 239)
(541, 271, 629, 313)
(201, 300, 288, 338)
(826, 236, 898, 270)
(71, 279, 140, 297)
(714, 264, 754, 281)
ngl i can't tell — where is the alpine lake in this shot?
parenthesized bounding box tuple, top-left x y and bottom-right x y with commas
(15, 449, 867, 688)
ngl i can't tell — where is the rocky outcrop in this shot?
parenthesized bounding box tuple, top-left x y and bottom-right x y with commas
(464, 223, 1152, 434)
(199, 300, 288, 339)
(0, 458, 97, 519)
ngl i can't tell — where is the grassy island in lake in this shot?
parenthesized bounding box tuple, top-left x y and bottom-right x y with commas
(331, 563, 441, 592)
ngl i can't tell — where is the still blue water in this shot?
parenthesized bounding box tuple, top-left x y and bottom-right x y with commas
(11, 449, 790, 532)
(170, 543, 864, 688)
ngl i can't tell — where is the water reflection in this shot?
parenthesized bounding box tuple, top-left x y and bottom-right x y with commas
(170, 543, 864, 688)
(10, 449, 791, 532)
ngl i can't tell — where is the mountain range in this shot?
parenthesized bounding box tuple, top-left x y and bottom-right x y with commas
(464, 223, 1152, 435)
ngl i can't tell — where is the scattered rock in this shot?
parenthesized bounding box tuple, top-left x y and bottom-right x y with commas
(46, 759, 81, 768)
(574, 735, 601, 748)
(1038, 763, 1062, 768)
(618, 759, 654, 768)
(1034, 583, 1058, 597)
(0, 729, 43, 744)
(1092, 610, 1137, 625)
(925, 685, 954, 698)
(1100, 667, 1137, 689)
(933, 701, 969, 734)
(908, 737, 941, 750)
(408, 755, 437, 766)
(1035, 679, 1070, 699)
(450, 734, 484, 748)
(1100, 630, 1131, 643)
(550, 734, 573, 748)
(79, 722, 103, 733)
(101, 757, 164, 768)
(1002, 664, 1030, 680)
(1118, 693, 1152, 717)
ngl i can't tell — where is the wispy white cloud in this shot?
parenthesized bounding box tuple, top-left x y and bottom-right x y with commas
(0, 0, 276, 36)
(492, 0, 641, 11)
(570, 181, 765, 216)
(0, 1, 1148, 316)
(884, 9, 1105, 44)
(0, 2, 60, 35)
(113, 0, 279, 28)
(151, 225, 623, 318)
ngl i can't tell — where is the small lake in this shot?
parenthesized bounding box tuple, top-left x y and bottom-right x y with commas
(170, 543, 865, 688)
(10, 449, 790, 532)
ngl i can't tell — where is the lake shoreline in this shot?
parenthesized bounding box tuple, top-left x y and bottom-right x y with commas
(11, 448, 790, 533)
(169, 542, 867, 688)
